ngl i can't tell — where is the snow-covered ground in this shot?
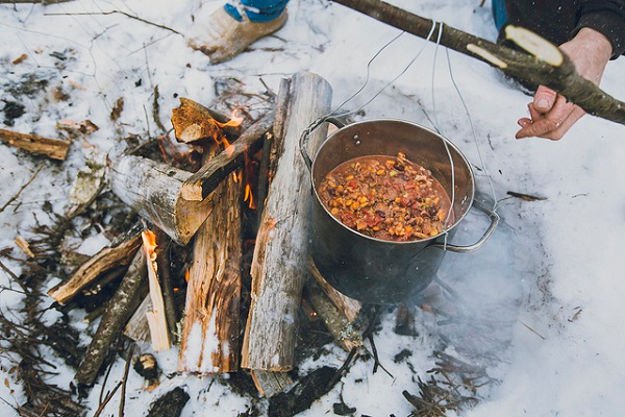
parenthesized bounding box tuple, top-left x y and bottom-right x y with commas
(1, 0, 624, 416)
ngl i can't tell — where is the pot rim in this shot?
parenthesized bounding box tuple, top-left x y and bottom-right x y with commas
(311, 119, 476, 246)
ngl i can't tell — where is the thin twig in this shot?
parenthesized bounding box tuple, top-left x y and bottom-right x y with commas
(366, 334, 394, 379)
(44, 10, 182, 35)
(93, 381, 122, 417)
(118, 346, 134, 417)
(0, 165, 43, 214)
(521, 321, 546, 340)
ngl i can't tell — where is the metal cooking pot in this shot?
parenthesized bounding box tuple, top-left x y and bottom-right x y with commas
(302, 119, 499, 305)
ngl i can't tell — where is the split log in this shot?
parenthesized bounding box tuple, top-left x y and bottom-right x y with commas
(241, 72, 333, 372)
(0, 128, 71, 160)
(308, 259, 361, 324)
(108, 155, 214, 245)
(142, 230, 171, 351)
(171, 97, 241, 143)
(75, 249, 146, 387)
(180, 111, 275, 201)
(48, 233, 142, 304)
(124, 295, 150, 342)
(331, 0, 625, 125)
(178, 168, 243, 373)
(306, 280, 363, 352)
(250, 371, 294, 398)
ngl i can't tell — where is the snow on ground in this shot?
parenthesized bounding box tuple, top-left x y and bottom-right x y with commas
(1, 0, 624, 416)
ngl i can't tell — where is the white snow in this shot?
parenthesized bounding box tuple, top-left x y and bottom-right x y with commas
(1, 0, 625, 416)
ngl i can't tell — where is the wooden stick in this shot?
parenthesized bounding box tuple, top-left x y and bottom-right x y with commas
(241, 72, 333, 372)
(180, 111, 275, 201)
(74, 250, 146, 387)
(155, 230, 177, 342)
(330, 0, 625, 125)
(142, 230, 171, 351)
(48, 234, 142, 305)
(108, 155, 214, 245)
(0, 128, 71, 160)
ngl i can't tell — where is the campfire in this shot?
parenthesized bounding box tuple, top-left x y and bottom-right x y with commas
(1, 71, 494, 417)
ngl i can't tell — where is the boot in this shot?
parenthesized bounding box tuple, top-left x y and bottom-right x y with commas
(187, 7, 288, 64)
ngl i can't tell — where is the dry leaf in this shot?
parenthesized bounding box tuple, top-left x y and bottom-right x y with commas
(12, 53, 27, 65)
(110, 97, 124, 121)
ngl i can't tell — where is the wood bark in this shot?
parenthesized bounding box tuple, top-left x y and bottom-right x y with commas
(0, 128, 71, 160)
(331, 0, 625, 125)
(180, 112, 275, 201)
(178, 160, 243, 373)
(108, 155, 214, 245)
(75, 250, 146, 387)
(48, 234, 142, 304)
(240, 72, 333, 372)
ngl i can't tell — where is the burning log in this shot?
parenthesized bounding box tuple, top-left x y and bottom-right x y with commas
(0, 128, 71, 161)
(48, 233, 142, 305)
(108, 155, 214, 245)
(241, 72, 333, 374)
(75, 249, 147, 387)
(142, 230, 171, 351)
(178, 168, 243, 373)
(171, 97, 241, 143)
(180, 112, 275, 201)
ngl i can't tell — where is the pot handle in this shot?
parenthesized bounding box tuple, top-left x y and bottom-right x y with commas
(300, 116, 347, 171)
(430, 199, 499, 253)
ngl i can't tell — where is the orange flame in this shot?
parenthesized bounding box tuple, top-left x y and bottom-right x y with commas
(184, 269, 190, 283)
(218, 108, 243, 128)
(244, 184, 256, 209)
(141, 230, 158, 261)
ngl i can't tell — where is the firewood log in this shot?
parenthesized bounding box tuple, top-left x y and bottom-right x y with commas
(108, 155, 214, 245)
(241, 72, 333, 372)
(0, 128, 71, 160)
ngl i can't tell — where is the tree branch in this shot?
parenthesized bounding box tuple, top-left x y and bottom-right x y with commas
(331, 0, 625, 125)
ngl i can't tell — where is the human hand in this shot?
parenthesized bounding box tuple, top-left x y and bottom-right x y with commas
(515, 28, 613, 140)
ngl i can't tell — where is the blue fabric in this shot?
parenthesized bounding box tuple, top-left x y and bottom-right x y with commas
(492, 0, 508, 31)
(224, 0, 288, 23)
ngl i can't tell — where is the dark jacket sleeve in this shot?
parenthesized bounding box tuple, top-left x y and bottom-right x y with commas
(575, 0, 625, 57)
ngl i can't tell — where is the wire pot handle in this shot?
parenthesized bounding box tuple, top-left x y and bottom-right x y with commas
(299, 116, 347, 172)
(430, 198, 499, 253)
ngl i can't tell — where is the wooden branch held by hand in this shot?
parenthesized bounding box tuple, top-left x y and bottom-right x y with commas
(330, 0, 625, 125)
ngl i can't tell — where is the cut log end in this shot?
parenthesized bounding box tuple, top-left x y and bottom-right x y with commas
(505, 25, 563, 66)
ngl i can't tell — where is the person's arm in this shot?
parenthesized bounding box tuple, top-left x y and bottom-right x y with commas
(515, 1, 625, 140)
